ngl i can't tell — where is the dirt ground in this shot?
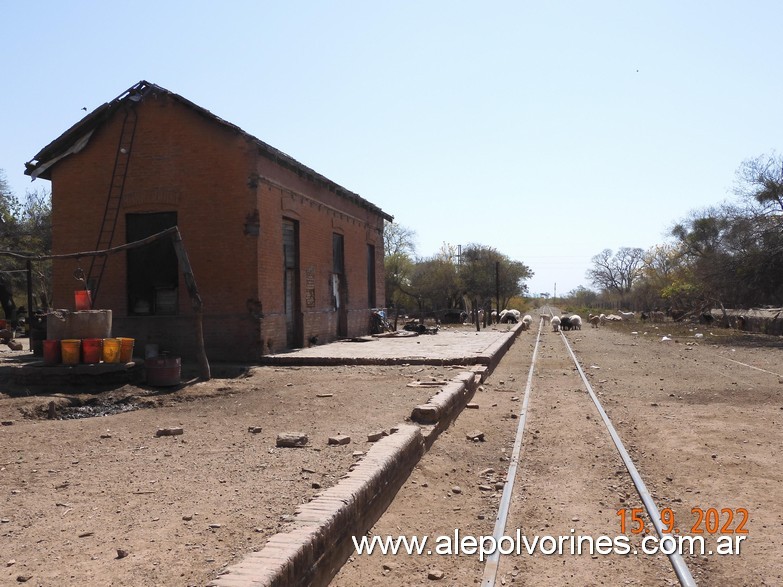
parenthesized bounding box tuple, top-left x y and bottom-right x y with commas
(2, 318, 782, 586)
(333, 318, 783, 587)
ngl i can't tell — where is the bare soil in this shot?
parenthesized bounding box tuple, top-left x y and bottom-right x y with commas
(2, 320, 782, 586)
(333, 320, 783, 587)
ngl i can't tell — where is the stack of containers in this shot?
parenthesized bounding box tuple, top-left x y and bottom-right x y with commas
(40, 291, 134, 366)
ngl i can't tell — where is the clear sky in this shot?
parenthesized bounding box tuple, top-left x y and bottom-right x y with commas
(3, 1, 781, 297)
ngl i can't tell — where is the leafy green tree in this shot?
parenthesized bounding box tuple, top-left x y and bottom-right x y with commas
(459, 243, 532, 312)
(0, 169, 52, 319)
(409, 256, 461, 312)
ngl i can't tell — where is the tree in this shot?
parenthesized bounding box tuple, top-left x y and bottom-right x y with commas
(586, 247, 645, 299)
(383, 221, 417, 258)
(565, 286, 598, 308)
(671, 201, 783, 308)
(408, 256, 461, 312)
(734, 152, 783, 220)
(459, 244, 532, 312)
(0, 169, 52, 319)
(383, 221, 417, 311)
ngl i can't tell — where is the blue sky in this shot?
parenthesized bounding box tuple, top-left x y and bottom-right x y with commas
(3, 1, 781, 297)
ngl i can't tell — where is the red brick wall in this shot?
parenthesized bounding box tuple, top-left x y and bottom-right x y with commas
(47, 90, 386, 362)
(252, 162, 385, 352)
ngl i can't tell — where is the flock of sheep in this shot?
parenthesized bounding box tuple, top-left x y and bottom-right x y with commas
(489, 308, 658, 333)
(544, 313, 583, 332)
(539, 310, 646, 332)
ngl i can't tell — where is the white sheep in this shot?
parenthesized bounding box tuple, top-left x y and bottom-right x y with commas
(570, 315, 582, 330)
(522, 314, 532, 327)
(618, 310, 635, 321)
(551, 315, 561, 332)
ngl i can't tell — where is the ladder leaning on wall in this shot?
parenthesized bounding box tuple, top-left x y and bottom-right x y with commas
(86, 105, 138, 306)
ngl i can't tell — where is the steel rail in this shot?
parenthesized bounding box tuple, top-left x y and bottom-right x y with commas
(479, 313, 544, 586)
(559, 331, 697, 587)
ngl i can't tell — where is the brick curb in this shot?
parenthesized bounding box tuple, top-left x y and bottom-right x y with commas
(209, 325, 524, 586)
(208, 425, 425, 587)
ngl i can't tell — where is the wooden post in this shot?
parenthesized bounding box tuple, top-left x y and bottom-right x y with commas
(171, 228, 211, 381)
(26, 260, 34, 350)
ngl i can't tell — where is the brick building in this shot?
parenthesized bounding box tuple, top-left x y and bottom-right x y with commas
(25, 81, 392, 362)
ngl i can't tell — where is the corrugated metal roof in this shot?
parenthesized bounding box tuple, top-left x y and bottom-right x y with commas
(25, 80, 393, 222)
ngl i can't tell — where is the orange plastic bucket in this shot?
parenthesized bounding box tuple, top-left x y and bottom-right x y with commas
(43, 339, 61, 365)
(61, 339, 81, 365)
(102, 338, 121, 363)
(117, 337, 135, 362)
(81, 338, 103, 363)
(74, 290, 92, 310)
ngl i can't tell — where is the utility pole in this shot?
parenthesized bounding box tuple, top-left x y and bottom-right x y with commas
(495, 261, 500, 319)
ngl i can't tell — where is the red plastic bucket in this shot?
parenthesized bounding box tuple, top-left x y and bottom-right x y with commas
(43, 339, 61, 365)
(81, 337, 103, 363)
(74, 290, 92, 311)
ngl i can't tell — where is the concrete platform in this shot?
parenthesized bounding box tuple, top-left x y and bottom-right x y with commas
(262, 323, 522, 368)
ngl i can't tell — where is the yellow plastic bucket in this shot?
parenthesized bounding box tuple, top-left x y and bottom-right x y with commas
(102, 338, 121, 363)
(117, 337, 135, 362)
(61, 339, 81, 365)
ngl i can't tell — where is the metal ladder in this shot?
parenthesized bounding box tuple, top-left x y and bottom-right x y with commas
(86, 105, 138, 306)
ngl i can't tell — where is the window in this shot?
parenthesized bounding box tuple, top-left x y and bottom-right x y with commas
(126, 212, 178, 315)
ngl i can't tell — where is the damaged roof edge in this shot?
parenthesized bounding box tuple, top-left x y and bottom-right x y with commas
(24, 80, 393, 222)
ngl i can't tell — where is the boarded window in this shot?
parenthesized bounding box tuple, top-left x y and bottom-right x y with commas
(126, 212, 178, 315)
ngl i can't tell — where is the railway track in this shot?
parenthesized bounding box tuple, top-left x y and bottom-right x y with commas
(335, 307, 778, 586)
(482, 307, 696, 586)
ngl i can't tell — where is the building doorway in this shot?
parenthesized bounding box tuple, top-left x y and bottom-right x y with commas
(283, 218, 302, 348)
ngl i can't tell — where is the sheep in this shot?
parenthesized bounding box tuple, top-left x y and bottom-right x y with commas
(560, 316, 574, 331)
(589, 315, 600, 328)
(541, 313, 551, 324)
(617, 310, 635, 321)
(551, 315, 561, 332)
(570, 315, 582, 330)
(522, 314, 533, 328)
(651, 311, 665, 323)
(499, 309, 521, 324)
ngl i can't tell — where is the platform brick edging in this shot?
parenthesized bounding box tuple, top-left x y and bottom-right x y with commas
(411, 371, 476, 424)
(208, 424, 425, 587)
